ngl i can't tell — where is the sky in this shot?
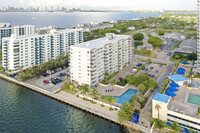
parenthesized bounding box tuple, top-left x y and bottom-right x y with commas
(0, 0, 197, 10)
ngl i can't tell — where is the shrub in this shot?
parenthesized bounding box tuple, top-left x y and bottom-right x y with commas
(135, 41, 143, 47)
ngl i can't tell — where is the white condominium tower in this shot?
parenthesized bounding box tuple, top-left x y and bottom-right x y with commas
(198, 0, 200, 73)
(70, 33, 133, 87)
(0, 23, 35, 46)
(2, 29, 83, 72)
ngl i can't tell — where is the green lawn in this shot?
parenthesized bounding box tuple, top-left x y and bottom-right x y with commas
(62, 88, 78, 95)
(149, 53, 158, 58)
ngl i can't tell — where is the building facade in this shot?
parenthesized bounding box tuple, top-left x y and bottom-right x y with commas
(2, 29, 83, 72)
(70, 33, 133, 87)
(0, 23, 35, 46)
(198, 0, 200, 73)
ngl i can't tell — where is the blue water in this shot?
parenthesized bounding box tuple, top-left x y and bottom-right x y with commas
(0, 12, 161, 28)
(188, 94, 200, 106)
(114, 89, 138, 104)
(191, 81, 200, 88)
(0, 78, 128, 133)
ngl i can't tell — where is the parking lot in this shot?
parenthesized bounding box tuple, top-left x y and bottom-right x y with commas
(111, 59, 168, 84)
(137, 63, 168, 82)
(26, 68, 69, 92)
(111, 60, 144, 81)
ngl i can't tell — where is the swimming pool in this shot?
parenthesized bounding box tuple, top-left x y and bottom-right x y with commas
(187, 94, 200, 106)
(114, 89, 138, 104)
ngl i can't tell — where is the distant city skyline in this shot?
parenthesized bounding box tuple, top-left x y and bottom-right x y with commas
(0, 0, 197, 10)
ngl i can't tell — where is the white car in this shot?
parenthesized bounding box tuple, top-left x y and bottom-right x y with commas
(132, 67, 137, 72)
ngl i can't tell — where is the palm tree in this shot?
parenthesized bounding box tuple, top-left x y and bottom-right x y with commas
(104, 71, 109, 81)
(90, 89, 99, 99)
(100, 95, 107, 104)
(110, 80, 116, 91)
(155, 104, 161, 119)
(118, 102, 134, 122)
(167, 121, 182, 133)
(189, 128, 196, 133)
(80, 85, 90, 96)
(153, 119, 166, 133)
(107, 96, 116, 107)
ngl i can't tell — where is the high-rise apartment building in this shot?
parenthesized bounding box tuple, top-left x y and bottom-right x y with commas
(197, 0, 200, 73)
(70, 33, 133, 87)
(2, 28, 83, 72)
(0, 23, 35, 46)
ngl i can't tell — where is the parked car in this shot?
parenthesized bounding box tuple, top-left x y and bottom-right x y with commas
(51, 78, 57, 84)
(43, 80, 49, 84)
(143, 72, 148, 75)
(159, 64, 163, 67)
(60, 73, 67, 76)
(155, 70, 158, 73)
(150, 67, 154, 69)
(136, 63, 143, 67)
(132, 66, 137, 72)
(150, 75, 154, 78)
(42, 73, 48, 77)
(142, 67, 145, 70)
(148, 74, 151, 76)
(145, 69, 149, 71)
(154, 74, 158, 78)
(119, 77, 124, 81)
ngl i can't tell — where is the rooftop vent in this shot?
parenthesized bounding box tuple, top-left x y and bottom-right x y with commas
(106, 33, 115, 40)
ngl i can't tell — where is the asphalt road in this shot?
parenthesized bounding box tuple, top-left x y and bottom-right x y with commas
(161, 39, 174, 51)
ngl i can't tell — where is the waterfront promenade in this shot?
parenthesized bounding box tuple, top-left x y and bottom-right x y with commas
(0, 73, 151, 133)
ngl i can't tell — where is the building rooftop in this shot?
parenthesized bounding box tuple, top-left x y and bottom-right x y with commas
(3, 28, 82, 40)
(168, 85, 200, 119)
(167, 75, 188, 82)
(153, 92, 170, 103)
(179, 39, 197, 49)
(71, 34, 130, 49)
(173, 39, 197, 54)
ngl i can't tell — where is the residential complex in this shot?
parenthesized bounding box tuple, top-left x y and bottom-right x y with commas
(70, 33, 133, 87)
(0, 23, 35, 46)
(2, 28, 83, 72)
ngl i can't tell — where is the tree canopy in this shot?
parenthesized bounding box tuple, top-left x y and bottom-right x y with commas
(148, 36, 163, 48)
(133, 33, 144, 40)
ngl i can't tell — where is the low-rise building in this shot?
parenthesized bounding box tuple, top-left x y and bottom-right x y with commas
(2, 28, 83, 72)
(77, 22, 114, 32)
(70, 33, 133, 87)
(164, 32, 185, 41)
(152, 87, 200, 131)
(173, 39, 197, 55)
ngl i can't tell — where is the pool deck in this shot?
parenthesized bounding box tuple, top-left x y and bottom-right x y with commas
(168, 85, 200, 119)
(96, 84, 138, 97)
